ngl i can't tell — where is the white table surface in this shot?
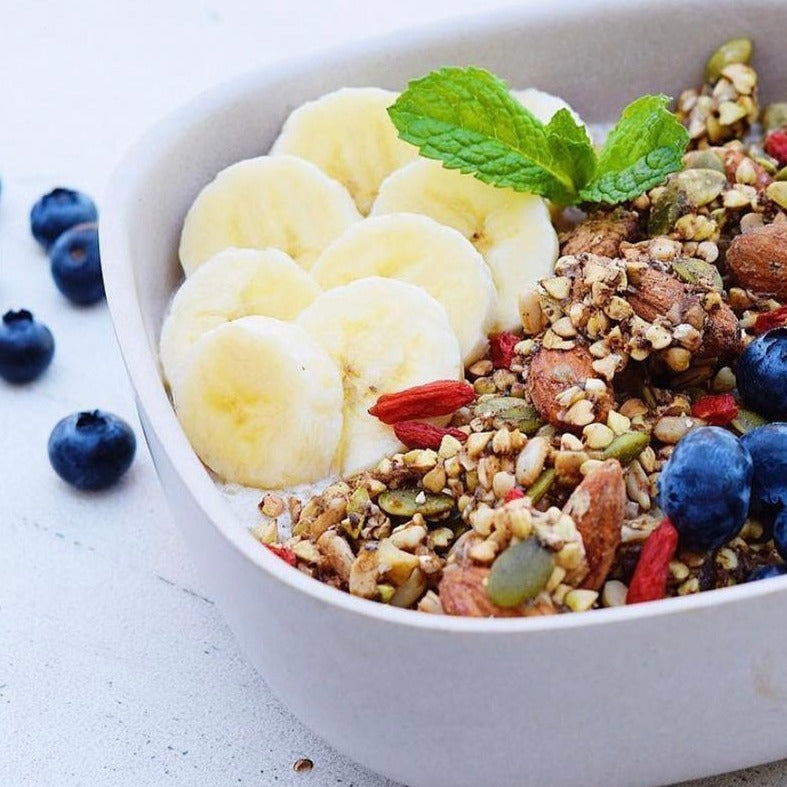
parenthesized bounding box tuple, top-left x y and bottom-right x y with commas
(2, 1, 787, 785)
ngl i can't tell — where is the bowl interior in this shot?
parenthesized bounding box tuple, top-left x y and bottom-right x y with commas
(102, 0, 787, 631)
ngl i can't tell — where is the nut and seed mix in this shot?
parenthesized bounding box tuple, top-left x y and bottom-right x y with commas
(256, 39, 787, 616)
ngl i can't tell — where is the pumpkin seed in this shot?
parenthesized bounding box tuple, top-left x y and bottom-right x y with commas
(486, 538, 554, 607)
(473, 396, 543, 434)
(763, 102, 787, 133)
(675, 168, 727, 207)
(378, 488, 454, 519)
(766, 182, 787, 210)
(526, 467, 555, 504)
(672, 258, 724, 290)
(648, 178, 687, 236)
(775, 166, 787, 183)
(705, 37, 752, 83)
(731, 408, 768, 435)
(682, 149, 726, 173)
(602, 431, 650, 466)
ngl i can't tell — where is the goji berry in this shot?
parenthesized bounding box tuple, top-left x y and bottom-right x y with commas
(393, 420, 467, 450)
(503, 488, 525, 503)
(368, 380, 475, 424)
(627, 518, 679, 604)
(754, 305, 787, 335)
(691, 393, 738, 426)
(765, 129, 787, 168)
(489, 332, 520, 369)
(265, 543, 297, 567)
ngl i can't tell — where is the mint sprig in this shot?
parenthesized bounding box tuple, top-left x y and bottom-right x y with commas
(388, 67, 689, 206)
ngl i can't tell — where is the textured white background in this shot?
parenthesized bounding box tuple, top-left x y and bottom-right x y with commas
(2, 1, 786, 785)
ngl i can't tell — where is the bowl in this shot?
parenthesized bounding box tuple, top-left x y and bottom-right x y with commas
(101, 1, 787, 785)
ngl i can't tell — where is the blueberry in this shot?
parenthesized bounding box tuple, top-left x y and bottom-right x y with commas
(747, 564, 787, 582)
(740, 423, 787, 510)
(736, 328, 787, 421)
(658, 426, 752, 551)
(49, 223, 104, 305)
(0, 309, 55, 383)
(773, 509, 787, 562)
(30, 187, 97, 250)
(48, 410, 136, 490)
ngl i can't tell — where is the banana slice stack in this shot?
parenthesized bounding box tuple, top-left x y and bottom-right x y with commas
(166, 83, 571, 490)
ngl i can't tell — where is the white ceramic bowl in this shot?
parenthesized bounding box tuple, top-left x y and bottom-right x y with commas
(101, 2, 787, 785)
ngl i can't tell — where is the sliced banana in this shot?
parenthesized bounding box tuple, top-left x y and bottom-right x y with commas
(178, 154, 361, 275)
(171, 316, 343, 489)
(371, 159, 559, 331)
(310, 213, 496, 364)
(510, 87, 585, 127)
(160, 247, 321, 388)
(296, 277, 462, 477)
(270, 87, 418, 215)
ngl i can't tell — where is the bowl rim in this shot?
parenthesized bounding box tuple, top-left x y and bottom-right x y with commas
(100, 0, 787, 635)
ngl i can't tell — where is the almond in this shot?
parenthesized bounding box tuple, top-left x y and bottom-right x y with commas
(528, 346, 611, 432)
(560, 208, 640, 257)
(562, 459, 626, 591)
(627, 265, 739, 358)
(438, 564, 556, 617)
(726, 223, 787, 300)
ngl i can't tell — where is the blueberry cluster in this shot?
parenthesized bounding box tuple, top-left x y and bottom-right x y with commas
(658, 329, 787, 582)
(0, 184, 135, 490)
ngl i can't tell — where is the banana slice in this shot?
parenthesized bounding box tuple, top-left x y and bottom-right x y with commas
(296, 277, 462, 476)
(270, 87, 418, 215)
(171, 316, 343, 488)
(510, 87, 585, 126)
(310, 213, 496, 364)
(178, 154, 361, 275)
(371, 160, 559, 332)
(160, 247, 321, 388)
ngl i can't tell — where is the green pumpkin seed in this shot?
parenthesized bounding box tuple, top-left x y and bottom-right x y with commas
(766, 182, 787, 210)
(473, 396, 543, 434)
(377, 584, 396, 603)
(675, 168, 727, 207)
(731, 408, 768, 435)
(486, 538, 554, 607)
(775, 166, 787, 182)
(648, 178, 687, 236)
(682, 149, 726, 173)
(526, 468, 555, 504)
(672, 258, 724, 290)
(705, 37, 752, 83)
(763, 102, 787, 133)
(378, 488, 454, 519)
(602, 431, 650, 466)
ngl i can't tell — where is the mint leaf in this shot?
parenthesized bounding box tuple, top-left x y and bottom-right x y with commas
(578, 94, 689, 204)
(388, 67, 593, 204)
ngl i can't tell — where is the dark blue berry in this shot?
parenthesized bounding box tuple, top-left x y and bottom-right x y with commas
(658, 426, 752, 551)
(0, 309, 55, 383)
(740, 423, 787, 510)
(49, 223, 104, 305)
(30, 187, 97, 250)
(772, 509, 787, 562)
(747, 564, 787, 582)
(48, 410, 136, 490)
(736, 328, 787, 421)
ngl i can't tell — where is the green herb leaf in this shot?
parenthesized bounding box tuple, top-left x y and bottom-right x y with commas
(578, 94, 690, 204)
(388, 66, 592, 204)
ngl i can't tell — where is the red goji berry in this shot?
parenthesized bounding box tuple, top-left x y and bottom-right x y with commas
(503, 488, 525, 503)
(754, 305, 787, 335)
(265, 543, 297, 567)
(627, 518, 679, 604)
(489, 332, 520, 369)
(393, 420, 467, 450)
(691, 393, 738, 426)
(764, 129, 787, 168)
(368, 380, 475, 424)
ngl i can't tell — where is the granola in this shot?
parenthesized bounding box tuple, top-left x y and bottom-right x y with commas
(254, 39, 787, 616)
